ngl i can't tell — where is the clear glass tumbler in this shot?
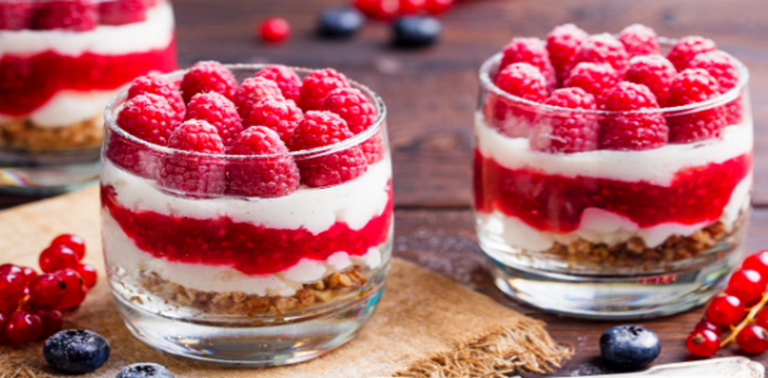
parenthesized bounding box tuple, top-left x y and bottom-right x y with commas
(474, 45, 751, 319)
(101, 65, 393, 365)
(0, 0, 176, 194)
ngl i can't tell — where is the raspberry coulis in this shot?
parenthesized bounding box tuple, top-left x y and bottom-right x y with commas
(101, 183, 393, 275)
(474, 149, 752, 233)
(0, 39, 176, 116)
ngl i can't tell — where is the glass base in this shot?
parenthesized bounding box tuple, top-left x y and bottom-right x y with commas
(0, 148, 100, 195)
(486, 252, 738, 320)
(113, 285, 385, 366)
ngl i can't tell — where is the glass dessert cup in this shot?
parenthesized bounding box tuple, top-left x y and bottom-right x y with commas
(0, 0, 177, 195)
(101, 65, 393, 366)
(474, 49, 752, 319)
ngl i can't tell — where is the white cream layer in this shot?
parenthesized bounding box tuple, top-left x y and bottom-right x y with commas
(0, 90, 116, 128)
(0, 2, 175, 57)
(103, 211, 384, 297)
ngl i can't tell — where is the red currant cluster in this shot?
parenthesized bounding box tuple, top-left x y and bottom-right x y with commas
(353, 0, 455, 21)
(687, 251, 768, 357)
(0, 234, 97, 344)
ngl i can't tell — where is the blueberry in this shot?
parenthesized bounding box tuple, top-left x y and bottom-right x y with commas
(318, 7, 364, 38)
(44, 329, 110, 374)
(393, 16, 442, 47)
(600, 325, 660, 371)
(117, 363, 175, 378)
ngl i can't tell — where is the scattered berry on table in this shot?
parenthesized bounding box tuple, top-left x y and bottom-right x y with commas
(0, 271, 28, 312)
(667, 36, 717, 71)
(0, 264, 37, 285)
(354, 0, 399, 21)
(39, 245, 80, 273)
(743, 251, 768, 276)
(186, 92, 245, 146)
(232, 77, 285, 120)
(117, 363, 176, 378)
(28, 273, 67, 309)
(392, 15, 442, 48)
(757, 309, 768, 329)
(318, 7, 365, 38)
(686, 329, 720, 357)
(694, 319, 721, 334)
(399, 0, 425, 14)
(706, 294, 745, 327)
(599, 325, 661, 371)
(37, 309, 64, 339)
(5, 311, 42, 343)
(259, 17, 291, 44)
(246, 98, 304, 142)
(76, 263, 98, 290)
(500, 37, 557, 92)
(180, 61, 237, 103)
(546, 23, 589, 84)
(425, 0, 453, 15)
(530, 87, 598, 154)
(618, 23, 659, 57)
(736, 325, 768, 354)
(298, 68, 349, 111)
(55, 268, 87, 310)
(624, 54, 677, 107)
(255, 65, 303, 102)
(726, 269, 767, 305)
(227, 126, 300, 198)
(44, 330, 110, 374)
(50, 234, 86, 261)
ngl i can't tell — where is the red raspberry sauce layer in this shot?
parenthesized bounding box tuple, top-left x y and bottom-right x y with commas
(474, 149, 752, 233)
(0, 38, 176, 116)
(101, 183, 393, 275)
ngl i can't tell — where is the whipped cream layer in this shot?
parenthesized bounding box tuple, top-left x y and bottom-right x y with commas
(0, 90, 115, 128)
(102, 156, 392, 234)
(0, 2, 175, 57)
(104, 210, 385, 297)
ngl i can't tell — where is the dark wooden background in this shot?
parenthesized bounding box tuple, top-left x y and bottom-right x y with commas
(5, 0, 768, 375)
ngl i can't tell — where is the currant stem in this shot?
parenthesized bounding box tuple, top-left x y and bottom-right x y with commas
(721, 292, 768, 347)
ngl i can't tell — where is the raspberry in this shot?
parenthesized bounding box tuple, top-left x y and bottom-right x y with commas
(180, 61, 237, 103)
(289, 111, 368, 187)
(485, 62, 547, 137)
(116, 93, 179, 146)
(50, 234, 86, 261)
(624, 54, 677, 106)
(530, 87, 599, 153)
(227, 127, 300, 198)
(75, 264, 97, 290)
(39, 244, 80, 273)
(600, 82, 668, 151)
(127, 74, 186, 124)
(689, 51, 742, 124)
(298, 68, 349, 111)
(666, 68, 726, 143)
(255, 65, 302, 101)
(232, 77, 285, 119)
(32, 0, 97, 31)
(0, 0, 34, 30)
(186, 92, 244, 146)
(573, 33, 629, 76)
(5, 311, 42, 343)
(259, 17, 290, 44)
(603, 81, 660, 111)
(98, 0, 147, 26)
(737, 325, 768, 354)
(667, 36, 717, 72)
(55, 269, 87, 310)
(500, 37, 557, 92)
(546, 23, 589, 84)
(354, 0, 399, 21)
(323, 88, 383, 163)
(28, 273, 66, 310)
(246, 98, 303, 142)
(618, 24, 659, 57)
(159, 120, 226, 196)
(563, 62, 620, 103)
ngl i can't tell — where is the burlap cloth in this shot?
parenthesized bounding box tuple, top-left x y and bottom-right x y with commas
(0, 186, 571, 378)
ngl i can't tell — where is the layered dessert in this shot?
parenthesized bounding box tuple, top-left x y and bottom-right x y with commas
(0, 0, 176, 152)
(102, 62, 393, 318)
(475, 24, 751, 273)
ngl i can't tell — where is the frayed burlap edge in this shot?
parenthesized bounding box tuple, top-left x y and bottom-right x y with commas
(395, 318, 573, 378)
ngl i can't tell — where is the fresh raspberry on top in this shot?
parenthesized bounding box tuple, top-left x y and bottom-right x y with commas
(666, 68, 726, 143)
(0, 0, 34, 30)
(486, 62, 548, 137)
(689, 51, 742, 124)
(667, 36, 717, 71)
(298, 68, 350, 111)
(185, 92, 244, 146)
(98, 0, 148, 26)
(323, 88, 384, 163)
(618, 24, 659, 57)
(600, 112, 669, 151)
(530, 87, 599, 153)
(500, 37, 557, 92)
(563, 62, 620, 103)
(254, 65, 303, 101)
(127, 74, 186, 124)
(227, 126, 300, 198)
(573, 33, 629, 76)
(289, 111, 367, 187)
(180, 61, 238, 103)
(32, 0, 98, 31)
(247, 98, 303, 142)
(603, 81, 660, 111)
(232, 77, 285, 119)
(116, 93, 179, 146)
(159, 120, 226, 196)
(546, 23, 589, 84)
(624, 54, 677, 106)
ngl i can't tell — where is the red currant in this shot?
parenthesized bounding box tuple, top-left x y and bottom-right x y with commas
(259, 17, 290, 44)
(56, 269, 87, 310)
(726, 269, 767, 305)
(76, 263, 98, 290)
(425, 0, 453, 15)
(5, 311, 42, 343)
(0, 272, 26, 313)
(50, 234, 86, 261)
(686, 329, 720, 357)
(706, 294, 746, 327)
(694, 319, 722, 335)
(28, 273, 66, 309)
(757, 309, 768, 329)
(0, 312, 6, 342)
(354, 0, 399, 21)
(743, 250, 768, 276)
(39, 244, 79, 273)
(36, 309, 63, 339)
(736, 324, 768, 354)
(399, 0, 425, 14)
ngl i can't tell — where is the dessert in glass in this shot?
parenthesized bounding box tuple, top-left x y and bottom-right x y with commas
(0, 0, 176, 194)
(474, 24, 751, 319)
(101, 62, 393, 365)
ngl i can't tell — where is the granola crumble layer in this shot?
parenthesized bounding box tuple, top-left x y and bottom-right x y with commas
(0, 115, 103, 152)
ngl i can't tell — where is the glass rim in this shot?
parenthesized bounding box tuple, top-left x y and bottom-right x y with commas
(104, 63, 387, 160)
(478, 37, 749, 116)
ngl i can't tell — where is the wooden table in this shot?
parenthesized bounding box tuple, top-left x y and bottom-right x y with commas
(4, 0, 768, 375)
